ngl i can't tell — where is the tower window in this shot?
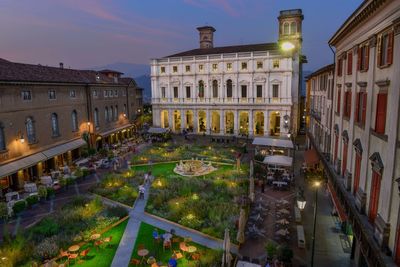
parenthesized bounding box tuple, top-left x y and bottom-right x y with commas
(241, 62, 247, 70)
(198, 64, 204, 72)
(172, 66, 178, 73)
(185, 65, 191, 72)
(256, 61, 263, 69)
(212, 64, 218, 71)
(273, 60, 280, 68)
(290, 22, 297, 34)
(160, 66, 165, 73)
(283, 22, 290, 35)
(226, 63, 232, 71)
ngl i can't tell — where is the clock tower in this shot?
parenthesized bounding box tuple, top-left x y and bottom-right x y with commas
(278, 9, 303, 52)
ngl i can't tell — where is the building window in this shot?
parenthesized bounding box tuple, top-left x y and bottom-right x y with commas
(290, 22, 297, 34)
(161, 87, 166, 98)
(337, 57, 343, 76)
(110, 107, 114, 122)
(256, 61, 263, 69)
(185, 65, 191, 72)
(226, 63, 232, 71)
(273, 60, 280, 68)
(353, 153, 362, 195)
(114, 90, 118, 97)
(241, 85, 247, 98)
(160, 66, 165, 73)
(114, 105, 118, 121)
(173, 87, 178, 98)
(343, 91, 351, 118)
(357, 44, 369, 72)
(283, 22, 290, 35)
(198, 80, 204, 98)
(212, 80, 218, 98)
(93, 90, 98, 98)
(226, 79, 233, 98)
(172, 66, 178, 73)
(369, 170, 382, 223)
(272, 84, 279, 98)
(69, 90, 76, 98)
(198, 64, 204, 72)
(94, 108, 99, 127)
(105, 107, 109, 122)
(186, 86, 191, 98)
(355, 92, 367, 125)
(0, 123, 5, 151)
(21, 90, 32, 101)
(104, 90, 108, 98)
(375, 93, 387, 134)
(256, 85, 262, 98)
(122, 90, 126, 97)
(71, 110, 78, 132)
(347, 51, 353, 75)
(212, 64, 218, 71)
(26, 117, 36, 143)
(51, 113, 60, 137)
(123, 104, 126, 114)
(336, 89, 341, 113)
(377, 31, 394, 67)
(241, 62, 247, 70)
(48, 90, 56, 100)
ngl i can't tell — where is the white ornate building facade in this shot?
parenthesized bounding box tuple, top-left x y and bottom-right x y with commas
(151, 10, 305, 137)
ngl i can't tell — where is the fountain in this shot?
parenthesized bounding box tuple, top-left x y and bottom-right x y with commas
(174, 159, 217, 177)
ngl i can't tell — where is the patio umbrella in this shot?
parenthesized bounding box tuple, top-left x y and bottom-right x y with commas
(221, 228, 232, 267)
(276, 219, 289, 225)
(276, 229, 289, 236)
(249, 176, 255, 202)
(236, 208, 246, 244)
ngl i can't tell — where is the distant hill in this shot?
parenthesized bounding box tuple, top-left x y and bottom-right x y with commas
(134, 74, 151, 103)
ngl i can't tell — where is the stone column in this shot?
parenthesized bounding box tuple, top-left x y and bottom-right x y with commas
(264, 110, 269, 136)
(180, 109, 185, 132)
(206, 109, 211, 134)
(234, 110, 239, 135)
(193, 109, 198, 133)
(220, 110, 224, 135)
(249, 110, 254, 136)
(168, 109, 173, 130)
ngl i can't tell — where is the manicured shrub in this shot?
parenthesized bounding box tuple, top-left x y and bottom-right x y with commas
(34, 236, 59, 261)
(46, 187, 55, 198)
(26, 195, 39, 207)
(12, 200, 27, 214)
(0, 202, 9, 221)
(105, 206, 128, 218)
(38, 185, 47, 200)
(31, 217, 60, 238)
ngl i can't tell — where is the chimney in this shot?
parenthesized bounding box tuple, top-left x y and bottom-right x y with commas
(196, 26, 216, 49)
(59, 62, 64, 69)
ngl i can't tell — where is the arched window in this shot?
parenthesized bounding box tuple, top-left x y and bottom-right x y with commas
(0, 123, 5, 151)
(212, 80, 218, 98)
(71, 110, 78, 132)
(115, 105, 118, 121)
(290, 22, 297, 34)
(226, 79, 233, 98)
(94, 108, 99, 127)
(51, 113, 59, 136)
(283, 22, 290, 35)
(110, 107, 114, 122)
(26, 117, 36, 143)
(198, 80, 204, 98)
(105, 107, 109, 122)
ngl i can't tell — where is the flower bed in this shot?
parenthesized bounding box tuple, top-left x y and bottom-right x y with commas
(89, 170, 144, 206)
(131, 222, 223, 266)
(0, 196, 128, 266)
(133, 162, 248, 240)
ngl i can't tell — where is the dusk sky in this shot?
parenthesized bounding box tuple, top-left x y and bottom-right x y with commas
(0, 0, 362, 73)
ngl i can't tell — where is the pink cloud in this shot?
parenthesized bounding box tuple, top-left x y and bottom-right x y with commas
(210, 0, 240, 17)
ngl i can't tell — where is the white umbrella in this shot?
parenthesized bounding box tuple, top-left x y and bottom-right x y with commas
(222, 228, 232, 267)
(276, 219, 289, 225)
(236, 208, 246, 244)
(249, 176, 255, 202)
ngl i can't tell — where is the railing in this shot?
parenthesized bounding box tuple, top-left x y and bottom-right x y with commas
(151, 97, 292, 105)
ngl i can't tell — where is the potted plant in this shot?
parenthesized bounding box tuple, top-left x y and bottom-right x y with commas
(38, 185, 47, 201)
(12, 200, 27, 215)
(265, 242, 277, 261)
(26, 194, 39, 208)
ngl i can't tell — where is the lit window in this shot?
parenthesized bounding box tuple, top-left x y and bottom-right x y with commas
(94, 108, 99, 127)
(70, 90, 76, 98)
(198, 64, 204, 72)
(21, 90, 32, 101)
(93, 90, 98, 98)
(185, 65, 191, 72)
(173, 66, 178, 73)
(241, 62, 247, 70)
(257, 61, 263, 69)
(273, 60, 280, 68)
(212, 64, 218, 71)
(51, 113, 60, 137)
(26, 117, 36, 143)
(226, 63, 232, 71)
(71, 110, 78, 132)
(160, 66, 166, 73)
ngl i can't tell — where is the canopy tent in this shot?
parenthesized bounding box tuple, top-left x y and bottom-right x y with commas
(252, 137, 294, 149)
(263, 155, 293, 167)
(147, 127, 170, 134)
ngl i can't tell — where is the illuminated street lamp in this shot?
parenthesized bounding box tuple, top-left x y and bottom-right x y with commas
(311, 180, 321, 267)
(296, 189, 306, 211)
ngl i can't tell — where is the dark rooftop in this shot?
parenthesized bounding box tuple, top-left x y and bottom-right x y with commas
(305, 63, 335, 80)
(165, 43, 279, 58)
(99, 69, 124, 75)
(0, 58, 133, 85)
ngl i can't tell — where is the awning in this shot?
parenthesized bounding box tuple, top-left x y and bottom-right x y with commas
(263, 155, 293, 167)
(41, 139, 86, 159)
(327, 181, 348, 222)
(304, 148, 319, 166)
(148, 127, 169, 134)
(0, 153, 47, 178)
(98, 124, 134, 137)
(252, 137, 294, 149)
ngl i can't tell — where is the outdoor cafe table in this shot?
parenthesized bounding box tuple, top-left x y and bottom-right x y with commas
(187, 246, 197, 253)
(5, 192, 19, 202)
(272, 181, 288, 187)
(266, 175, 274, 181)
(90, 233, 101, 240)
(138, 249, 149, 263)
(40, 176, 52, 186)
(68, 245, 80, 253)
(24, 183, 37, 193)
(236, 260, 261, 267)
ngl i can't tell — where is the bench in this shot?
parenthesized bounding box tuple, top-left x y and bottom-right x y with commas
(294, 207, 302, 223)
(297, 225, 306, 248)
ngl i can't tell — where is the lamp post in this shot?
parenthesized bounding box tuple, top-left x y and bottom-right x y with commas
(86, 122, 91, 149)
(311, 180, 321, 267)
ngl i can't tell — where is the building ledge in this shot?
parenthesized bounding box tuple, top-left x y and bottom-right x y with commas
(370, 128, 388, 142)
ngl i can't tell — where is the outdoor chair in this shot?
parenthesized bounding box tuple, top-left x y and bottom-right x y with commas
(138, 244, 145, 250)
(80, 248, 90, 260)
(68, 253, 78, 265)
(103, 236, 113, 247)
(163, 240, 172, 251)
(59, 249, 69, 260)
(130, 258, 140, 266)
(173, 250, 183, 259)
(94, 240, 103, 251)
(191, 252, 201, 261)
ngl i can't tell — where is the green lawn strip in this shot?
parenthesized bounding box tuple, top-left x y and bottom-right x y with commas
(130, 222, 222, 266)
(60, 220, 128, 267)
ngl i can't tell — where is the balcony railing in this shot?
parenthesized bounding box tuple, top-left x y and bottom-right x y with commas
(152, 97, 292, 105)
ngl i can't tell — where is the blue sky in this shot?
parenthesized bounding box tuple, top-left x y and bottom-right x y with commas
(0, 0, 362, 72)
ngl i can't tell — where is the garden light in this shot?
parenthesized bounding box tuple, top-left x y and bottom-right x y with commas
(192, 193, 199, 200)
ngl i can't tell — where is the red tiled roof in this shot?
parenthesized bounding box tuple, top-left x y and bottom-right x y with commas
(166, 43, 279, 57)
(0, 58, 132, 85)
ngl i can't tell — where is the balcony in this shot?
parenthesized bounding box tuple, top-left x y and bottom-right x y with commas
(151, 97, 292, 105)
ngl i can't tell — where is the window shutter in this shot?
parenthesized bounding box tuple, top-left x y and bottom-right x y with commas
(365, 46, 370, 71)
(355, 92, 360, 122)
(375, 93, 387, 134)
(357, 47, 361, 71)
(362, 92, 367, 125)
(377, 35, 382, 67)
(387, 31, 394, 65)
(347, 52, 352, 75)
(337, 89, 341, 113)
(348, 92, 352, 117)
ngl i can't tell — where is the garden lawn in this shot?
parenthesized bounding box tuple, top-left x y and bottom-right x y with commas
(65, 220, 128, 267)
(131, 222, 222, 266)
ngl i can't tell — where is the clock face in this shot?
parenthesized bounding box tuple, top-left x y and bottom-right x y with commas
(281, 41, 295, 51)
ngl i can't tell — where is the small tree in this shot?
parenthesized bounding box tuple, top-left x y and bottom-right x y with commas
(265, 242, 277, 260)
